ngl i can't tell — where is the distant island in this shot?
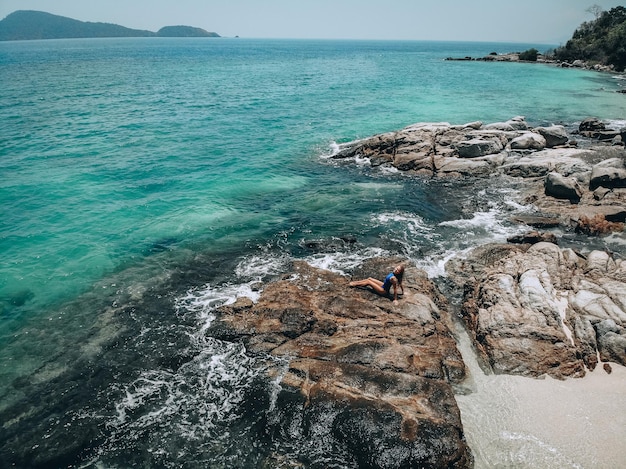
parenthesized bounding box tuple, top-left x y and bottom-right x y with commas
(0, 10, 220, 41)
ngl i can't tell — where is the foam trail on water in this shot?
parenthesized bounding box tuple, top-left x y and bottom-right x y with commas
(304, 247, 387, 275)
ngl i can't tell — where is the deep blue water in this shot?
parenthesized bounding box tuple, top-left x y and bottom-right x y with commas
(0, 38, 624, 467)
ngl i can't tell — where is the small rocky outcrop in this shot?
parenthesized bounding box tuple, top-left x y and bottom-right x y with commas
(446, 242, 626, 378)
(332, 117, 626, 233)
(578, 117, 622, 141)
(210, 259, 473, 468)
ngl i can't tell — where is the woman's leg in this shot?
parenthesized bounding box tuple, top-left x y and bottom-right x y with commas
(349, 277, 386, 294)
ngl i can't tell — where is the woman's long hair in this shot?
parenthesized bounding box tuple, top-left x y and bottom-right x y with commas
(395, 265, 405, 284)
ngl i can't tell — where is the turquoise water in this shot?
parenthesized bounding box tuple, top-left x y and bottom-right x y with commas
(1, 38, 624, 467)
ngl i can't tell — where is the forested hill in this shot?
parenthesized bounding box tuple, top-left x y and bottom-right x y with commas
(0, 10, 220, 40)
(553, 6, 626, 71)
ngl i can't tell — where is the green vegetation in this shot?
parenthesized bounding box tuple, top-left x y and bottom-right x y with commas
(0, 10, 154, 40)
(0, 10, 220, 41)
(519, 48, 539, 62)
(157, 26, 219, 38)
(552, 6, 626, 71)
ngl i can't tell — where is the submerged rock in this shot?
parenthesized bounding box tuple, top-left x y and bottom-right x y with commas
(211, 259, 473, 468)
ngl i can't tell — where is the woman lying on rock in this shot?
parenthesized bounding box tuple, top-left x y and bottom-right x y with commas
(349, 264, 405, 304)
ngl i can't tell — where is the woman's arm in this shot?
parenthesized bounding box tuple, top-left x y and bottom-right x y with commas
(392, 278, 399, 304)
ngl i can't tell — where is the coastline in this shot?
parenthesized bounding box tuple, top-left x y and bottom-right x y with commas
(445, 51, 621, 75)
(1, 38, 625, 467)
(191, 115, 626, 467)
(223, 115, 626, 466)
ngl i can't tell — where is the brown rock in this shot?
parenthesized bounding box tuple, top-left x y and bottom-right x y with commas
(211, 259, 472, 467)
(507, 230, 558, 245)
(575, 214, 625, 235)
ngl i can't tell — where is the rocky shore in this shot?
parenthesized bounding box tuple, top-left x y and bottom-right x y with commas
(331, 116, 626, 232)
(211, 259, 472, 467)
(445, 52, 619, 73)
(208, 117, 625, 467)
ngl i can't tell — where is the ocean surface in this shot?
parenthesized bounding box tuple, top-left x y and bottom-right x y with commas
(1, 38, 625, 468)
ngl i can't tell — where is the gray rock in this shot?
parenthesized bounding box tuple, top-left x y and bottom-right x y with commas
(484, 122, 516, 131)
(455, 138, 503, 158)
(510, 132, 547, 151)
(447, 243, 626, 377)
(507, 116, 530, 130)
(545, 171, 583, 202)
(590, 161, 626, 190)
(535, 125, 569, 147)
(579, 117, 605, 132)
(507, 230, 558, 245)
(451, 120, 483, 130)
(500, 149, 590, 179)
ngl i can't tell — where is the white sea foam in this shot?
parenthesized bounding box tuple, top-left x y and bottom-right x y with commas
(321, 139, 364, 159)
(373, 211, 432, 236)
(439, 208, 521, 241)
(108, 342, 267, 443)
(354, 155, 370, 166)
(304, 247, 387, 275)
(325, 141, 341, 158)
(234, 253, 290, 281)
(415, 247, 474, 279)
(606, 119, 626, 130)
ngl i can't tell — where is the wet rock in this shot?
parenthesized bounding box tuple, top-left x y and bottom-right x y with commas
(579, 117, 606, 132)
(212, 259, 472, 467)
(596, 322, 626, 364)
(575, 214, 625, 235)
(507, 230, 558, 245)
(581, 130, 621, 140)
(511, 215, 562, 228)
(447, 242, 626, 377)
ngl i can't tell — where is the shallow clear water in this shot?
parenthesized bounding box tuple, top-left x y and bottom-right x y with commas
(1, 38, 625, 467)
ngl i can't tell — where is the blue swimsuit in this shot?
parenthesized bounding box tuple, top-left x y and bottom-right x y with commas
(382, 273, 395, 293)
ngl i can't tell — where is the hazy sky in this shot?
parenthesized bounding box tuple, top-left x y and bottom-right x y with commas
(1, 0, 623, 43)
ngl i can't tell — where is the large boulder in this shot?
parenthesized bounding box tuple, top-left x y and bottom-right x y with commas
(447, 243, 626, 377)
(510, 132, 547, 150)
(211, 259, 473, 468)
(535, 125, 569, 147)
(578, 118, 621, 140)
(545, 171, 583, 202)
(579, 117, 606, 132)
(500, 149, 590, 178)
(590, 159, 626, 190)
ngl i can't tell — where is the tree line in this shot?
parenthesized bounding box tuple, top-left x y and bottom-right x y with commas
(552, 6, 626, 71)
